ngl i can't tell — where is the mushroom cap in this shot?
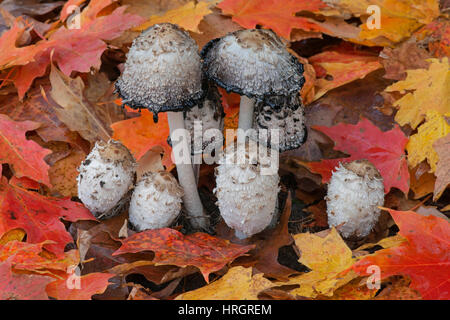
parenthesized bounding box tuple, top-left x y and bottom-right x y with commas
(115, 23, 204, 120)
(201, 29, 304, 107)
(214, 143, 280, 238)
(250, 95, 307, 152)
(326, 160, 384, 238)
(77, 140, 136, 219)
(129, 171, 183, 231)
(183, 83, 225, 154)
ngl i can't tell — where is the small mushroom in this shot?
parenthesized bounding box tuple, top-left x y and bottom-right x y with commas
(77, 140, 136, 219)
(201, 29, 304, 139)
(214, 143, 280, 239)
(326, 160, 384, 239)
(115, 23, 207, 229)
(250, 93, 307, 152)
(129, 171, 183, 231)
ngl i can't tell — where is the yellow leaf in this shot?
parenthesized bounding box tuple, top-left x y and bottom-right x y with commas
(321, 0, 440, 45)
(0, 229, 26, 245)
(134, 1, 212, 33)
(385, 58, 450, 129)
(281, 228, 357, 298)
(175, 266, 274, 300)
(355, 234, 407, 252)
(407, 111, 450, 172)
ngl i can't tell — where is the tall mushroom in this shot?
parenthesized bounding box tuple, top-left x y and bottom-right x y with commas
(115, 23, 207, 229)
(201, 29, 304, 139)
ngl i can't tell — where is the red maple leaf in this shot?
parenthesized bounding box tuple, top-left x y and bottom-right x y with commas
(306, 118, 409, 194)
(111, 109, 173, 169)
(8, 0, 144, 98)
(0, 261, 52, 300)
(218, 0, 327, 39)
(351, 209, 450, 300)
(113, 228, 255, 282)
(46, 272, 114, 300)
(0, 240, 78, 276)
(0, 114, 52, 186)
(0, 177, 95, 256)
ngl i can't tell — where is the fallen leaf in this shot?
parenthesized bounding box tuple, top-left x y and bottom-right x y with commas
(113, 228, 254, 282)
(409, 163, 436, 199)
(284, 69, 395, 162)
(218, 0, 327, 39)
(136, 1, 212, 33)
(414, 18, 450, 58)
(306, 118, 410, 194)
(49, 64, 112, 143)
(0, 177, 95, 256)
(282, 228, 358, 298)
(0, 240, 79, 277)
(375, 276, 421, 300)
(190, 8, 243, 48)
(380, 39, 431, 80)
(319, 277, 377, 300)
(0, 261, 52, 300)
(0, 114, 51, 186)
(352, 208, 450, 300)
(46, 272, 114, 300)
(433, 133, 450, 200)
(111, 109, 173, 170)
(385, 58, 450, 130)
(11, 1, 144, 98)
(308, 44, 382, 100)
(321, 0, 440, 45)
(406, 111, 450, 172)
(48, 148, 86, 197)
(175, 266, 274, 299)
(0, 22, 41, 69)
(0, 85, 89, 152)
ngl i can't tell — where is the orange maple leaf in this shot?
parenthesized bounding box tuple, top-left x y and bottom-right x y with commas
(218, 0, 327, 39)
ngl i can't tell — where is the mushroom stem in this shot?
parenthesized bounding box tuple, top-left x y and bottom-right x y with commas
(193, 163, 200, 184)
(237, 96, 255, 140)
(167, 111, 207, 229)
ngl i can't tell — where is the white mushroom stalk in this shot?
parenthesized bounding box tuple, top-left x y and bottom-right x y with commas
(167, 111, 206, 228)
(238, 96, 255, 132)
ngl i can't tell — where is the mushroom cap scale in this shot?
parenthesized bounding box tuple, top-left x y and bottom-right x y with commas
(129, 171, 183, 231)
(326, 160, 384, 238)
(201, 29, 304, 107)
(251, 95, 307, 152)
(115, 23, 204, 121)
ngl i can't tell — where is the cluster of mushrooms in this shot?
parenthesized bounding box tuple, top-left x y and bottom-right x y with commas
(77, 23, 384, 240)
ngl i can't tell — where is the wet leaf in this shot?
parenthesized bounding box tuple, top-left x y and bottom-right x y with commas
(0, 114, 51, 186)
(175, 266, 274, 299)
(352, 208, 450, 300)
(113, 228, 254, 282)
